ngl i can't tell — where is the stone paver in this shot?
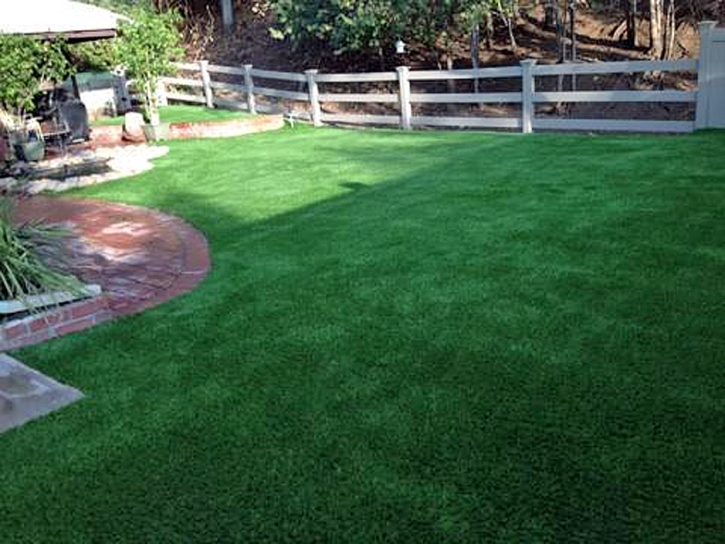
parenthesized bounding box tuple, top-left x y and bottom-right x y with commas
(0, 353, 83, 434)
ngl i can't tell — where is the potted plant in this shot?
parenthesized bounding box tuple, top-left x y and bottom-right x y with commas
(0, 198, 98, 315)
(116, 8, 182, 142)
(4, 116, 45, 163)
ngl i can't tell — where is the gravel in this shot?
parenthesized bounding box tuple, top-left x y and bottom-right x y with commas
(0, 145, 170, 194)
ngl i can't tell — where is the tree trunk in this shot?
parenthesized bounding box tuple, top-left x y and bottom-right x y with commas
(545, 1, 556, 29)
(219, 0, 234, 33)
(649, 0, 664, 59)
(663, 0, 676, 59)
(555, 2, 565, 94)
(485, 11, 494, 49)
(505, 14, 518, 52)
(569, 0, 577, 91)
(471, 24, 481, 94)
(626, 0, 637, 48)
(555, 2, 566, 64)
(446, 56, 456, 94)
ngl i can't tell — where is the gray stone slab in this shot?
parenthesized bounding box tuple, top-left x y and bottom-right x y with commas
(0, 354, 83, 434)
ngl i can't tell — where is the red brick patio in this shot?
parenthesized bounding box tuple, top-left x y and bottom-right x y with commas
(2, 197, 210, 350)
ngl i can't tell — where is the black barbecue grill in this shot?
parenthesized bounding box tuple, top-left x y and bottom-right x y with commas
(36, 88, 90, 149)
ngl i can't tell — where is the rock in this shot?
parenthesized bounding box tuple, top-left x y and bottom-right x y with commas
(122, 112, 146, 143)
(0, 177, 18, 190)
(124, 111, 145, 130)
(21, 145, 170, 194)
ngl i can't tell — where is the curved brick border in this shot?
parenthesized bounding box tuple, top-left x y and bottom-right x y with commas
(0, 297, 113, 352)
(1, 197, 210, 351)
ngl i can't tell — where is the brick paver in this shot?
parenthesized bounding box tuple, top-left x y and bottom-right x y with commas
(14, 196, 210, 319)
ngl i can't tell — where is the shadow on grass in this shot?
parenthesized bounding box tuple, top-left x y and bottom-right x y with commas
(339, 181, 371, 191)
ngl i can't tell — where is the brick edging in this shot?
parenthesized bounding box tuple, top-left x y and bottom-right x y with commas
(0, 296, 113, 351)
(108, 210, 211, 316)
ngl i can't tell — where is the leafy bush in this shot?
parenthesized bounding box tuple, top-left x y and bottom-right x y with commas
(68, 40, 119, 72)
(268, 0, 408, 55)
(116, 7, 183, 124)
(267, 0, 518, 61)
(0, 35, 72, 116)
(0, 199, 80, 301)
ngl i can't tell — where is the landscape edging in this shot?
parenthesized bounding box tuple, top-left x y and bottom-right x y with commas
(89, 114, 284, 146)
(0, 296, 113, 351)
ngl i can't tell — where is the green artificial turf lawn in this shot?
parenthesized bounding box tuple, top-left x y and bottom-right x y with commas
(2, 126, 725, 542)
(91, 104, 256, 126)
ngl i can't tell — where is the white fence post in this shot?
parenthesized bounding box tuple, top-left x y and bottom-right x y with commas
(305, 69, 322, 127)
(696, 21, 717, 129)
(397, 66, 412, 130)
(243, 64, 257, 115)
(520, 59, 537, 134)
(198, 60, 214, 108)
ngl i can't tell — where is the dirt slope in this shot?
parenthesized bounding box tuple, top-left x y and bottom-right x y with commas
(182, 3, 703, 72)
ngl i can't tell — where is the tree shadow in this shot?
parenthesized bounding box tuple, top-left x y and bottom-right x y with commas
(339, 181, 370, 191)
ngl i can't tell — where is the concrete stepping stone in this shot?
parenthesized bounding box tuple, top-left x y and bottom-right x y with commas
(0, 354, 82, 434)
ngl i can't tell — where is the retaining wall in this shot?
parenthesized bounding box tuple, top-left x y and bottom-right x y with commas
(89, 114, 284, 146)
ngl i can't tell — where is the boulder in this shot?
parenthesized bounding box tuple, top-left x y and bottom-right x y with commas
(122, 112, 146, 143)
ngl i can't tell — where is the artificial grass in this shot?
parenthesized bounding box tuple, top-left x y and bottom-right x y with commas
(91, 104, 256, 126)
(2, 126, 725, 542)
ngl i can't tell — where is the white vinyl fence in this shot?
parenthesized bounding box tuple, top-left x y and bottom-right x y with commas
(159, 21, 724, 134)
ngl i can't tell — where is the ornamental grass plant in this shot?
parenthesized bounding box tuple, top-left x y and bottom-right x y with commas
(0, 198, 80, 302)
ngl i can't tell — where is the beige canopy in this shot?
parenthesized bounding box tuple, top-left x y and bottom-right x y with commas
(0, 0, 127, 42)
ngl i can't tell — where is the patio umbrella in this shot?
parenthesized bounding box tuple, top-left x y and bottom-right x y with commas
(0, 0, 127, 42)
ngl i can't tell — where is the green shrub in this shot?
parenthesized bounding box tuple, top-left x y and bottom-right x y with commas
(68, 40, 119, 72)
(0, 35, 72, 116)
(267, 0, 518, 62)
(0, 199, 80, 301)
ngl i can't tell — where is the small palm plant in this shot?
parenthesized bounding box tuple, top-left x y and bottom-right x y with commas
(0, 198, 80, 303)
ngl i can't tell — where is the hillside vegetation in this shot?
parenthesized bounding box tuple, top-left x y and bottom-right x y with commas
(79, 0, 723, 71)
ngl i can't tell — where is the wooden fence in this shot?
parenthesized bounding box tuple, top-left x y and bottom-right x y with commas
(158, 22, 723, 134)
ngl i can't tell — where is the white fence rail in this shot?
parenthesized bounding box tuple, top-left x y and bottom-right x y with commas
(159, 22, 723, 134)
